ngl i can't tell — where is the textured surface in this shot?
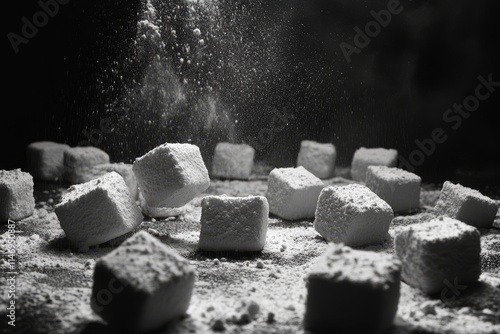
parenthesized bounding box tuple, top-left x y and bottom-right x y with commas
(314, 184, 394, 246)
(0, 170, 499, 334)
(63, 147, 110, 185)
(55, 172, 143, 249)
(199, 195, 269, 252)
(87, 163, 138, 200)
(366, 166, 421, 212)
(26, 141, 70, 182)
(92, 230, 195, 333)
(266, 166, 324, 220)
(395, 216, 481, 294)
(305, 243, 401, 334)
(211, 143, 255, 180)
(133, 143, 210, 208)
(434, 181, 498, 228)
(296, 140, 336, 179)
(0, 169, 35, 222)
(350, 147, 398, 182)
(138, 191, 191, 218)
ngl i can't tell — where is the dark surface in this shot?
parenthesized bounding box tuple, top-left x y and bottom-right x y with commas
(3, 0, 500, 190)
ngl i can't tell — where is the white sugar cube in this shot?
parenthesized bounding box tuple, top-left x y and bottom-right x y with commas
(133, 143, 210, 208)
(88, 163, 138, 200)
(199, 195, 269, 252)
(350, 147, 398, 182)
(91, 231, 195, 333)
(0, 169, 35, 222)
(296, 140, 336, 179)
(55, 172, 143, 249)
(305, 244, 401, 334)
(314, 184, 393, 247)
(138, 191, 189, 218)
(211, 142, 255, 180)
(365, 166, 421, 212)
(26, 141, 70, 181)
(266, 166, 324, 221)
(394, 216, 481, 294)
(434, 181, 498, 228)
(63, 147, 110, 184)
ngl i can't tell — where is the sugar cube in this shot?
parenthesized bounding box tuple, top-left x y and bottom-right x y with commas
(365, 166, 421, 212)
(211, 142, 255, 180)
(266, 166, 324, 221)
(133, 143, 210, 208)
(91, 231, 195, 333)
(63, 147, 110, 184)
(314, 184, 393, 247)
(296, 140, 336, 179)
(26, 141, 70, 181)
(305, 243, 401, 334)
(434, 181, 498, 228)
(350, 147, 398, 182)
(88, 163, 138, 200)
(0, 169, 35, 222)
(199, 195, 269, 252)
(394, 216, 481, 294)
(55, 172, 142, 248)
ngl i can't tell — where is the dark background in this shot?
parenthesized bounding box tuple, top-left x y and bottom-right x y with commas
(3, 0, 500, 193)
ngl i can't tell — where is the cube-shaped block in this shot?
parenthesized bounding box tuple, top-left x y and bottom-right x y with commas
(434, 181, 498, 228)
(211, 142, 255, 180)
(55, 172, 143, 248)
(138, 191, 188, 218)
(365, 166, 421, 212)
(91, 231, 195, 333)
(0, 169, 35, 222)
(296, 140, 336, 179)
(314, 184, 394, 247)
(26, 141, 70, 181)
(394, 216, 481, 294)
(266, 166, 324, 221)
(199, 195, 269, 252)
(88, 163, 138, 200)
(305, 244, 401, 334)
(350, 147, 398, 182)
(133, 143, 210, 208)
(63, 147, 110, 184)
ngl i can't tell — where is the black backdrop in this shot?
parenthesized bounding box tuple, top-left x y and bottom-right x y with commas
(3, 0, 500, 193)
